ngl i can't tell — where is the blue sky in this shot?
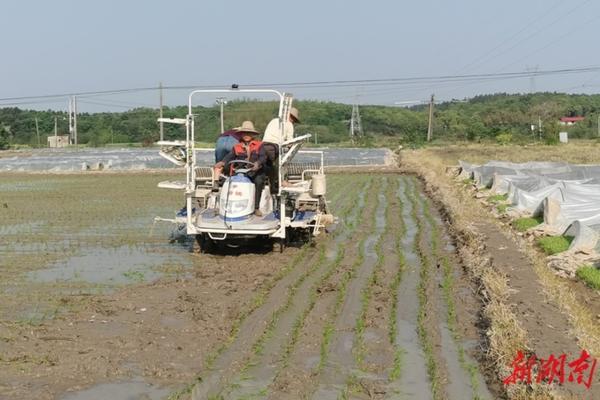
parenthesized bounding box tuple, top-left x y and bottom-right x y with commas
(2, 0, 600, 111)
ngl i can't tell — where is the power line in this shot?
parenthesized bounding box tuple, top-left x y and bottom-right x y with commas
(496, 11, 600, 72)
(2, 65, 600, 105)
(490, 0, 593, 72)
(455, 0, 565, 74)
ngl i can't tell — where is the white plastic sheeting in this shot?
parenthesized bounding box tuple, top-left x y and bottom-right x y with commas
(459, 160, 600, 254)
(0, 148, 393, 172)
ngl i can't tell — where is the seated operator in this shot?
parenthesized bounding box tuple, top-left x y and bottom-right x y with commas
(214, 121, 267, 217)
(261, 107, 300, 194)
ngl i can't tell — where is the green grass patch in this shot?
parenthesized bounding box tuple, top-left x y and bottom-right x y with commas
(513, 216, 544, 232)
(496, 204, 508, 213)
(537, 235, 574, 255)
(487, 193, 508, 203)
(576, 265, 600, 290)
(122, 269, 145, 281)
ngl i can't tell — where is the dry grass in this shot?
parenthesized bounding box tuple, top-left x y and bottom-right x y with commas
(418, 140, 600, 165)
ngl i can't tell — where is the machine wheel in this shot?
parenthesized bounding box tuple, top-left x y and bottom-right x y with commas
(273, 238, 285, 253)
(195, 233, 214, 254)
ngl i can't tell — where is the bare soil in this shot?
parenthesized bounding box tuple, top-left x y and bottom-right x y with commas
(0, 250, 300, 399)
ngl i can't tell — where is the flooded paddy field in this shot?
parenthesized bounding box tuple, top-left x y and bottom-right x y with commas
(0, 172, 497, 399)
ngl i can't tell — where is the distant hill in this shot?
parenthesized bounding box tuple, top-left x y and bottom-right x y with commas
(1, 92, 600, 149)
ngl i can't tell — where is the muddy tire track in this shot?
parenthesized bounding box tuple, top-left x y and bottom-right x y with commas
(311, 180, 389, 399)
(265, 183, 379, 400)
(385, 176, 434, 400)
(355, 178, 401, 390)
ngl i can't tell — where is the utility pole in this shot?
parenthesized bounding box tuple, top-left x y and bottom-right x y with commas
(68, 97, 73, 144)
(54, 116, 58, 138)
(35, 117, 40, 147)
(159, 82, 164, 141)
(538, 115, 542, 140)
(350, 104, 363, 143)
(68, 96, 78, 145)
(526, 65, 539, 93)
(216, 97, 227, 132)
(73, 96, 77, 146)
(427, 94, 435, 141)
(597, 114, 600, 137)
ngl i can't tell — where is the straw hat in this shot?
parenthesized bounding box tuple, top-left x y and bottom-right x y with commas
(290, 107, 301, 123)
(234, 120, 260, 135)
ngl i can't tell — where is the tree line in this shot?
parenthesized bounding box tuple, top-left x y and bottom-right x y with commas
(2, 92, 600, 149)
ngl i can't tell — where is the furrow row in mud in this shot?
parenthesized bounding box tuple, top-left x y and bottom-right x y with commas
(311, 179, 389, 399)
(335, 177, 403, 399)
(410, 177, 493, 400)
(420, 188, 493, 400)
(190, 176, 371, 399)
(386, 176, 433, 399)
(387, 176, 407, 384)
(189, 177, 368, 399)
(411, 179, 449, 399)
(218, 180, 375, 399)
(265, 180, 381, 400)
(186, 174, 496, 400)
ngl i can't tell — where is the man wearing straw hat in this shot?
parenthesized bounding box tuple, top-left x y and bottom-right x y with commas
(214, 121, 267, 216)
(261, 107, 300, 194)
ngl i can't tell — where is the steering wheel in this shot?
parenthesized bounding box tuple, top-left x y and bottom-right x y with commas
(220, 159, 256, 177)
(226, 160, 255, 167)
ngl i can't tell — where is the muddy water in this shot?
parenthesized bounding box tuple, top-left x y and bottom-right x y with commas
(312, 186, 388, 399)
(27, 245, 190, 285)
(387, 176, 432, 400)
(60, 378, 170, 400)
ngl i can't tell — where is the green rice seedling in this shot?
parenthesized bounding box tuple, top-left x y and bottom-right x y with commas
(221, 178, 369, 393)
(537, 235, 574, 255)
(123, 269, 145, 282)
(513, 216, 543, 232)
(354, 180, 390, 368)
(576, 265, 600, 290)
(487, 194, 508, 203)
(407, 180, 441, 400)
(318, 180, 377, 371)
(420, 183, 483, 399)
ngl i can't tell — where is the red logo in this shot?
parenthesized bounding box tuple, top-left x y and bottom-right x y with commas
(504, 350, 597, 389)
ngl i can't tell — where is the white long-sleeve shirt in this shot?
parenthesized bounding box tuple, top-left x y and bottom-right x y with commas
(262, 118, 294, 145)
